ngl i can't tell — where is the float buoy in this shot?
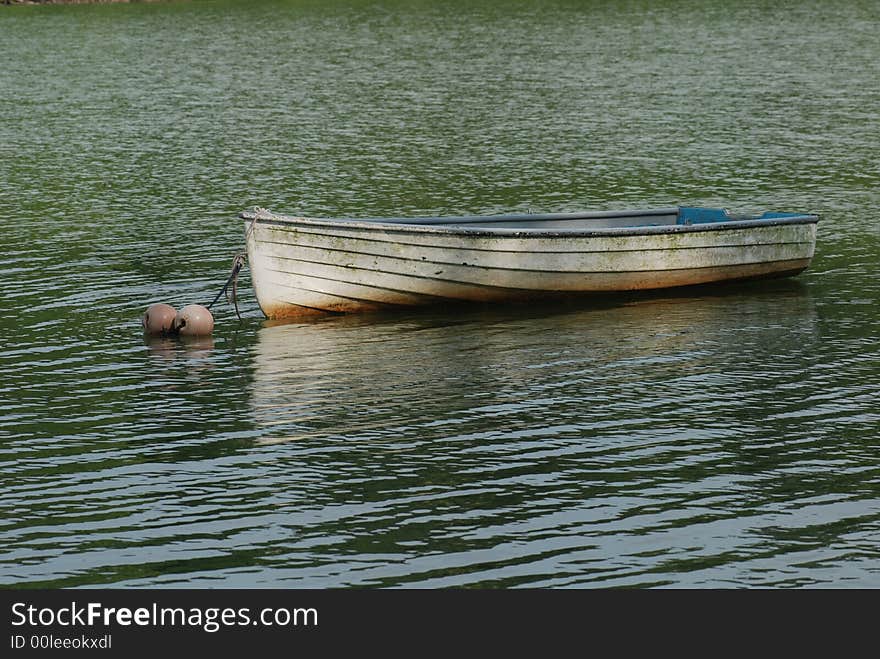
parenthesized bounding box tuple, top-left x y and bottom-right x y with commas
(142, 303, 178, 336)
(175, 304, 214, 336)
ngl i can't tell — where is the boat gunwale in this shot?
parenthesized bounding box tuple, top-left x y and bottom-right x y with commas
(240, 207, 819, 239)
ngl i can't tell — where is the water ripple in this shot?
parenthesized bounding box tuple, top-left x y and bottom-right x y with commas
(1, 0, 879, 588)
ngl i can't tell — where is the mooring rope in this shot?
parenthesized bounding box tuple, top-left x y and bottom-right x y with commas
(244, 206, 264, 242)
(205, 207, 267, 321)
(206, 252, 245, 318)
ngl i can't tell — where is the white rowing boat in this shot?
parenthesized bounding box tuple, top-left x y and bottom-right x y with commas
(240, 205, 818, 318)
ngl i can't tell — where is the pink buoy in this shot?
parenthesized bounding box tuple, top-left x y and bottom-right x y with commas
(175, 304, 214, 336)
(142, 303, 177, 336)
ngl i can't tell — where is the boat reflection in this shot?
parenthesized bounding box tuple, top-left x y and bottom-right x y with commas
(249, 281, 818, 446)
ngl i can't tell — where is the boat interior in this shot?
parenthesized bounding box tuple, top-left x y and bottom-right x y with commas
(360, 207, 808, 230)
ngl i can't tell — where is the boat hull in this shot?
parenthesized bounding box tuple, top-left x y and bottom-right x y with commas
(243, 211, 817, 318)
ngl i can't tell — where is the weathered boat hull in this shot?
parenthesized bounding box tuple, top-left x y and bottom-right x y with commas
(242, 207, 818, 318)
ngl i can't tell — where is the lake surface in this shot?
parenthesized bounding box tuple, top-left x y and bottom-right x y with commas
(1, 0, 878, 588)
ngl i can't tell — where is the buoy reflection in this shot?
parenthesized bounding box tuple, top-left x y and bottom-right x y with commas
(144, 335, 214, 360)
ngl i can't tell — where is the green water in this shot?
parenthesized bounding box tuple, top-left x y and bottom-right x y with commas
(1, 0, 878, 587)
